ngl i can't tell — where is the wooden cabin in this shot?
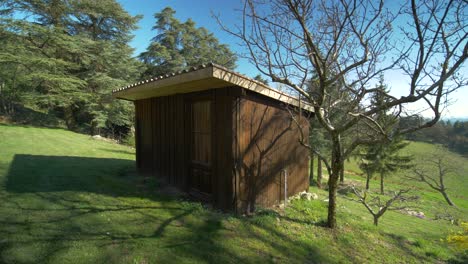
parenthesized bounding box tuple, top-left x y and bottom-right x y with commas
(113, 63, 312, 213)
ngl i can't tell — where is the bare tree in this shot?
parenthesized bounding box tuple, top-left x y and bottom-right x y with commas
(352, 186, 417, 226)
(218, 0, 467, 228)
(408, 149, 459, 206)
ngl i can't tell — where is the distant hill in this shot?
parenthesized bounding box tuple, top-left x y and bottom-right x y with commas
(443, 117, 468, 123)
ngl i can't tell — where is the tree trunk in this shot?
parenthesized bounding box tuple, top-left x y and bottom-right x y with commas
(327, 133, 342, 229)
(380, 173, 384, 194)
(63, 105, 76, 130)
(339, 165, 344, 183)
(373, 215, 379, 226)
(317, 157, 322, 189)
(441, 190, 456, 206)
(439, 171, 455, 206)
(91, 121, 98, 136)
(365, 172, 371, 190)
(310, 151, 314, 185)
(0, 95, 5, 114)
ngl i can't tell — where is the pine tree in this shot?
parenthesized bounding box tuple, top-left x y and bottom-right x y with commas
(0, 0, 142, 136)
(139, 7, 237, 77)
(359, 76, 413, 193)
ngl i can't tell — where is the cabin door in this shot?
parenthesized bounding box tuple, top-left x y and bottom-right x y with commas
(189, 99, 212, 197)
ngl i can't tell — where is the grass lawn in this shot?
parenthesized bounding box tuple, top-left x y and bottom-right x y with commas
(0, 123, 467, 263)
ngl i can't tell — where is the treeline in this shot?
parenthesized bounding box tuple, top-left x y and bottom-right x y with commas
(400, 116, 468, 156)
(0, 2, 236, 139)
(0, 0, 141, 137)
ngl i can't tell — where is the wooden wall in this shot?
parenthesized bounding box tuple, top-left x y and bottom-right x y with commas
(134, 88, 235, 210)
(234, 90, 310, 212)
(135, 94, 186, 187)
(134, 86, 310, 213)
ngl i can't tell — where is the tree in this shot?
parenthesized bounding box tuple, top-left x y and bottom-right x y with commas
(316, 156, 323, 188)
(309, 120, 329, 188)
(0, 17, 88, 124)
(408, 147, 459, 206)
(219, 0, 467, 228)
(352, 187, 417, 226)
(359, 137, 412, 194)
(358, 76, 413, 194)
(307, 72, 354, 186)
(139, 7, 237, 78)
(0, 0, 142, 135)
(253, 74, 269, 85)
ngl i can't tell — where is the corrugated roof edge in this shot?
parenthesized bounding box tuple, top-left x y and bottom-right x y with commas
(112, 62, 313, 112)
(112, 63, 213, 93)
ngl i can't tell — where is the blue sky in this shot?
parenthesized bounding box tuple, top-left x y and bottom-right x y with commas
(118, 0, 467, 118)
(118, 0, 258, 75)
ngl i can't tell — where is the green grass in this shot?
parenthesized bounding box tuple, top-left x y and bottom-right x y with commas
(0, 123, 467, 263)
(344, 141, 468, 219)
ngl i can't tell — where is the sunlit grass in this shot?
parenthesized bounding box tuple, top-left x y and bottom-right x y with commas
(0, 123, 466, 263)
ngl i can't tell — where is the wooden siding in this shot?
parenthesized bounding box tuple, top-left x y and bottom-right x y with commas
(135, 95, 186, 187)
(235, 90, 310, 212)
(134, 88, 234, 210)
(134, 86, 309, 213)
(212, 88, 235, 210)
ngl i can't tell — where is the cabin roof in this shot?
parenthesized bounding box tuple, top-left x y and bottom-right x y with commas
(112, 63, 313, 112)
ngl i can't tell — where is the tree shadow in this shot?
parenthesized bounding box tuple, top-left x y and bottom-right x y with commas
(239, 209, 331, 262)
(1, 154, 327, 263)
(236, 96, 311, 213)
(1, 154, 225, 262)
(0, 195, 201, 263)
(384, 233, 433, 262)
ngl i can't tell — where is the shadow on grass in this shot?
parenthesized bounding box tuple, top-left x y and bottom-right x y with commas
(99, 148, 135, 155)
(1, 154, 328, 263)
(6, 154, 137, 195)
(384, 233, 434, 262)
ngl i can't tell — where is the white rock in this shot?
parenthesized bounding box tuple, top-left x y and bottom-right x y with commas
(300, 192, 319, 201)
(300, 192, 311, 201)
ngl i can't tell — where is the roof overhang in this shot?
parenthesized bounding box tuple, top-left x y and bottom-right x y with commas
(112, 63, 313, 112)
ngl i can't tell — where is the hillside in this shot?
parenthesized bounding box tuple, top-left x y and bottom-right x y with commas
(0, 123, 467, 263)
(344, 141, 468, 210)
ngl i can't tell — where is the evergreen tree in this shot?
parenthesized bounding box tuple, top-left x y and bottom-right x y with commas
(0, 0, 142, 136)
(359, 77, 413, 193)
(139, 7, 237, 77)
(253, 74, 268, 85)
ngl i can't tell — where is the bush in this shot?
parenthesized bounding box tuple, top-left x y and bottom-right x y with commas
(448, 222, 468, 250)
(122, 133, 135, 147)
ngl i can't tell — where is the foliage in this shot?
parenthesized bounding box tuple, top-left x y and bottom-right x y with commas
(358, 76, 413, 193)
(400, 117, 468, 156)
(253, 74, 269, 85)
(359, 137, 412, 192)
(447, 222, 468, 250)
(139, 7, 237, 78)
(0, 0, 142, 136)
(122, 132, 136, 148)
